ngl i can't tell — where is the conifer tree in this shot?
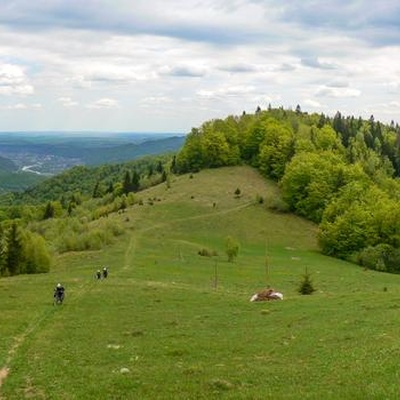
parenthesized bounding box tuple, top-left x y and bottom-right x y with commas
(122, 170, 132, 194)
(0, 225, 5, 276)
(5, 223, 23, 276)
(131, 170, 140, 192)
(43, 202, 55, 219)
(298, 268, 316, 295)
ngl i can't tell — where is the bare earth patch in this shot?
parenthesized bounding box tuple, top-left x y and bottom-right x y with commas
(0, 367, 9, 388)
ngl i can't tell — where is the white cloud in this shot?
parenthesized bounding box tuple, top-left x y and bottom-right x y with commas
(139, 96, 172, 106)
(2, 102, 42, 110)
(301, 57, 337, 70)
(58, 97, 79, 107)
(315, 86, 361, 98)
(86, 98, 119, 109)
(159, 65, 207, 78)
(0, 64, 34, 95)
(386, 81, 400, 93)
(303, 99, 323, 109)
(11, 103, 27, 110)
(197, 85, 257, 99)
(0, 1, 398, 130)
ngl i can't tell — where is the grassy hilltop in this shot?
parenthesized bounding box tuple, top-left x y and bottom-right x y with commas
(1, 166, 400, 399)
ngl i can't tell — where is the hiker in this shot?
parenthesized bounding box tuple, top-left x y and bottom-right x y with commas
(102, 267, 108, 279)
(96, 270, 101, 280)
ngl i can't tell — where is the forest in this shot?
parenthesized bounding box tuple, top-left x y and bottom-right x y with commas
(174, 106, 400, 272)
(1, 105, 400, 277)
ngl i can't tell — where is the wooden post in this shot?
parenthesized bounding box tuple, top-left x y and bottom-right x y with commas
(214, 260, 218, 290)
(265, 240, 269, 285)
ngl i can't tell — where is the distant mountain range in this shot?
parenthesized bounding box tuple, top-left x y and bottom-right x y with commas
(0, 132, 186, 192)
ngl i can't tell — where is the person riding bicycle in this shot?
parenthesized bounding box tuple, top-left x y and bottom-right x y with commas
(54, 283, 65, 302)
(102, 266, 108, 279)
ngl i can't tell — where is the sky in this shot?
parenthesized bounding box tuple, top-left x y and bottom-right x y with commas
(0, 0, 399, 133)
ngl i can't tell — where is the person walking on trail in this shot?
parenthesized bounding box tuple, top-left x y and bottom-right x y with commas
(102, 267, 108, 279)
(54, 283, 65, 304)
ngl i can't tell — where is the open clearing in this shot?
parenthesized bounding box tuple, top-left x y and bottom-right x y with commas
(1, 166, 400, 399)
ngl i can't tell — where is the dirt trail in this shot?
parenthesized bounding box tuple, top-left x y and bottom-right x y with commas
(0, 278, 96, 393)
(0, 305, 53, 393)
(0, 367, 9, 388)
(0, 201, 251, 392)
(123, 235, 136, 270)
(137, 201, 252, 234)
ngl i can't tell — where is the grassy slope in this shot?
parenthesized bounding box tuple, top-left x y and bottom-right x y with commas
(1, 166, 400, 399)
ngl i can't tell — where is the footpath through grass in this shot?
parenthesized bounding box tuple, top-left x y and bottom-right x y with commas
(2, 166, 400, 399)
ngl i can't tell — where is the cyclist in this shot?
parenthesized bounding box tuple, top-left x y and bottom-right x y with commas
(54, 283, 65, 304)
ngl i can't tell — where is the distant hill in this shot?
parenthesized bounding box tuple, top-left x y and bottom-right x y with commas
(0, 154, 16, 172)
(0, 155, 44, 193)
(0, 133, 185, 193)
(0, 171, 46, 194)
(82, 136, 186, 165)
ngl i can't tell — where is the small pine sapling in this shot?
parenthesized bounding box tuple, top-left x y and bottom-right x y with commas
(298, 267, 315, 295)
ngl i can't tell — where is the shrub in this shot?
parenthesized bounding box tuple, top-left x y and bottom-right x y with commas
(357, 244, 400, 273)
(298, 268, 315, 295)
(225, 236, 239, 262)
(198, 248, 218, 257)
(255, 194, 264, 204)
(267, 197, 290, 213)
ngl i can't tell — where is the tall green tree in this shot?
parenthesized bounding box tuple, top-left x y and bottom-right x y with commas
(122, 170, 132, 194)
(318, 183, 387, 258)
(258, 119, 294, 180)
(175, 128, 205, 173)
(22, 231, 51, 274)
(131, 170, 140, 192)
(5, 222, 23, 276)
(225, 236, 240, 262)
(280, 151, 348, 222)
(0, 225, 5, 276)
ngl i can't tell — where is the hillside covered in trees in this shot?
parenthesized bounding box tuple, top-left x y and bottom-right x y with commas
(1, 105, 400, 278)
(0, 154, 172, 277)
(175, 106, 400, 273)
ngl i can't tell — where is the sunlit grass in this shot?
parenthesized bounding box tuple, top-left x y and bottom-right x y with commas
(2, 166, 400, 399)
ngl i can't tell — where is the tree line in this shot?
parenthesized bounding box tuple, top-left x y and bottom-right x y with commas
(0, 222, 51, 276)
(3, 105, 400, 277)
(175, 106, 400, 273)
(0, 155, 171, 277)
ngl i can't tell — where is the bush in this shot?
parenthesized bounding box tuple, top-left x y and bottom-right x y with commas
(267, 197, 290, 213)
(198, 248, 218, 257)
(225, 236, 239, 262)
(357, 244, 400, 273)
(255, 194, 264, 204)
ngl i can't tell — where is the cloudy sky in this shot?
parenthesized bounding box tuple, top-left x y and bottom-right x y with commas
(0, 0, 399, 133)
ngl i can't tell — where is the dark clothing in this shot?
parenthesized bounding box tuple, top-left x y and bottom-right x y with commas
(102, 268, 108, 279)
(54, 286, 65, 301)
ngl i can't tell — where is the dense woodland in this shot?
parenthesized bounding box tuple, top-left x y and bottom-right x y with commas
(1, 105, 400, 277)
(175, 106, 400, 272)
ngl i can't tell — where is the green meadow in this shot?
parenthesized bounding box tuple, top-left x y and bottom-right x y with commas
(1, 166, 400, 399)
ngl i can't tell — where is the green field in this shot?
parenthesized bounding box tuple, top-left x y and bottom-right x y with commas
(1, 166, 400, 399)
